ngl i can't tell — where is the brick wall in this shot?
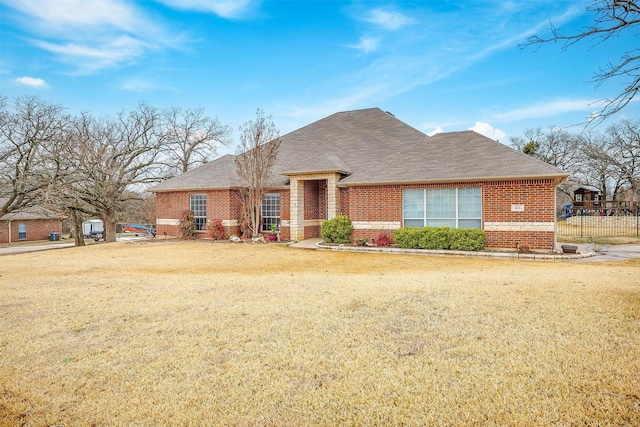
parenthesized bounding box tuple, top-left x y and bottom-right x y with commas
(0, 219, 63, 244)
(155, 190, 242, 238)
(156, 179, 558, 249)
(156, 189, 291, 239)
(340, 179, 558, 250)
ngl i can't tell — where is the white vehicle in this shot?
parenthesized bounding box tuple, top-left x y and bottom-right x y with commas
(82, 219, 104, 239)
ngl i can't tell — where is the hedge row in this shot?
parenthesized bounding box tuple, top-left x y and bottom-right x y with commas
(393, 226, 486, 251)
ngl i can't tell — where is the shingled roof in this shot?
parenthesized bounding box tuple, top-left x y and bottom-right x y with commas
(150, 108, 567, 192)
(0, 198, 65, 221)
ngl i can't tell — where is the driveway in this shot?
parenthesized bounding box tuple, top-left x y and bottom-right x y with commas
(0, 235, 151, 256)
(574, 243, 640, 262)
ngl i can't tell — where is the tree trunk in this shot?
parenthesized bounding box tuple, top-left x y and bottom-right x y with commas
(70, 209, 85, 247)
(102, 210, 118, 243)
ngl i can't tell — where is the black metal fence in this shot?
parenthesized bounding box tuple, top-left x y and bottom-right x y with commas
(557, 206, 640, 238)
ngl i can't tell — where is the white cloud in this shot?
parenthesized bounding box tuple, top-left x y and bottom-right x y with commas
(347, 36, 380, 54)
(155, 0, 259, 19)
(469, 122, 506, 141)
(2, 0, 171, 73)
(34, 36, 149, 73)
(427, 126, 443, 136)
(4, 0, 153, 36)
(120, 77, 158, 92)
(15, 76, 47, 87)
(363, 8, 416, 30)
(494, 99, 603, 122)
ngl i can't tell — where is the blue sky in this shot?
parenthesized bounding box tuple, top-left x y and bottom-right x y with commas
(1, 0, 638, 154)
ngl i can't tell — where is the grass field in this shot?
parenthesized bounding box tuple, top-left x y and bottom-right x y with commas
(1, 241, 639, 426)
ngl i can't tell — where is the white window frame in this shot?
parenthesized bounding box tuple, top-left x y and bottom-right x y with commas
(190, 194, 207, 231)
(402, 188, 482, 229)
(261, 193, 281, 232)
(18, 222, 27, 240)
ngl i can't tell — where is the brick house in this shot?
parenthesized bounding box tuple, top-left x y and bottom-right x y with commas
(0, 199, 64, 244)
(151, 108, 569, 250)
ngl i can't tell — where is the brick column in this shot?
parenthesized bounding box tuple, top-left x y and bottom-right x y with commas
(289, 177, 305, 241)
(327, 173, 340, 219)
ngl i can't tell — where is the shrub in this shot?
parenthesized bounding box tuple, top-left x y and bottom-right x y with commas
(393, 227, 422, 249)
(418, 226, 451, 250)
(179, 210, 196, 239)
(394, 226, 486, 251)
(208, 219, 226, 240)
(321, 215, 353, 244)
(375, 232, 391, 247)
(449, 228, 486, 251)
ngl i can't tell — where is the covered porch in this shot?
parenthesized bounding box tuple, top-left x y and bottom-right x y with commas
(285, 172, 343, 241)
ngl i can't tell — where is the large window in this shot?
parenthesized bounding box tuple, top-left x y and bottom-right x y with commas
(403, 188, 481, 229)
(262, 193, 280, 232)
(18, 223, 27, 240)
(190, 194, 207, 231)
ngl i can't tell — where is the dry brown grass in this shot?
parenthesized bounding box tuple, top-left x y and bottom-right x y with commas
(1, 241, 639, 426)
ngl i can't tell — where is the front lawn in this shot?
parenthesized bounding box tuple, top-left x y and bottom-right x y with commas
(1, 241, 638, 425)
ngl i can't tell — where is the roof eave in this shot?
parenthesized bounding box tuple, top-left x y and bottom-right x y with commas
(149, 184, 292, 193)
(149, 185, 236, 193)
(337, 173, 570, 187)
(281, 169, 350, 176)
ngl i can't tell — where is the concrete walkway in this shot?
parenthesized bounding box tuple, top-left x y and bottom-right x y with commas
(0, 242, 75, 255)
(288, 238, 322, 249)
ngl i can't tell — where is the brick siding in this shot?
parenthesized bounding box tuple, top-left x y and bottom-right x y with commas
(0, 219, 63, 244)
(156, 178, 558, 250)
(156, 189, 291, 240)
(339, 179, 558, 250)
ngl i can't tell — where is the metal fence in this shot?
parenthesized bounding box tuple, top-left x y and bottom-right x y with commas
(557, 206, 640, 238)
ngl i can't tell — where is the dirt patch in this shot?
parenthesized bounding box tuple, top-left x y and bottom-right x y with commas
(1, 241, 639, 425)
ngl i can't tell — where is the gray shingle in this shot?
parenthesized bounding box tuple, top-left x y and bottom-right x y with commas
(150, 108, 568, 192)
(0, 198, 64, 220)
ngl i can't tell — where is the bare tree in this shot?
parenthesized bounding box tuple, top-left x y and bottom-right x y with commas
(161, 107, 231, 176)
(513, 120, 640, 203)
(512, 126, 584, 202)
(234, 109, 281, 238)
(67, 104, 166, 243)
(0, 95, 69, 217)
(525, 0, 640, 121)
(606, 118, 640, 202)
(510, 126, 581, 171)
(575, 131, 623, 200)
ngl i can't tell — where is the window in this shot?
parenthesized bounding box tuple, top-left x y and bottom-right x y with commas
(575, 194, 583, 202)
(190, 194, 207, 231)
(403, 188, 481, 229)
(261, 193, 280, 232)
(18, 223, 27, 240)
